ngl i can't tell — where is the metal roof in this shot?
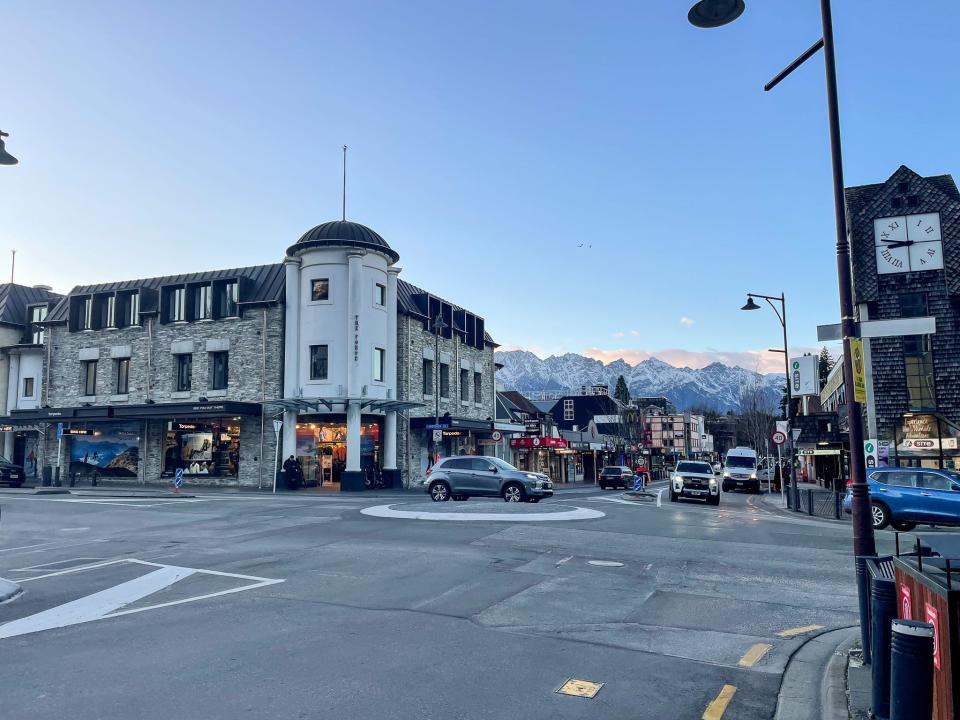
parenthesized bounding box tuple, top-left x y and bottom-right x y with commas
(288, 220, 400, 263)
(0, 284, 63, 329)
(397, 277, 496, 345)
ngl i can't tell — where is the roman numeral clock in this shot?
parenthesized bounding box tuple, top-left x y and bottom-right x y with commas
(874, 213, 945, 274)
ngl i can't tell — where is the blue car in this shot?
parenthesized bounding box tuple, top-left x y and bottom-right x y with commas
(843, 467, 960, 531)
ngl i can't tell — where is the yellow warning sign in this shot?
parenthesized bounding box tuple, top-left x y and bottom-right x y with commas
(556, 678, 604, 698)
(850, 338, 867, 404)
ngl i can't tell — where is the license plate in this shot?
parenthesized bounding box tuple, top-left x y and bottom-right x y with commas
(688, 490, 704, 496)
(736, 481, 747, 487)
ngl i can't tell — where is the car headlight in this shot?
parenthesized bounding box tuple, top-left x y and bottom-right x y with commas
(723, 471, 730, 478)
(709, 477, 717, 487)
(750, 472, 758, 479)
(525, 473, 539, 480)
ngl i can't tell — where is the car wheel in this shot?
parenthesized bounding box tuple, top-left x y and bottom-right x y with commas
(891, 520, 916, 532)
(708, 495, 720, 506)
(871, 501, 890, 530)
(429, 482, 451, 502)
(669, 490, 678, 502)
(503, 483, 525, 503)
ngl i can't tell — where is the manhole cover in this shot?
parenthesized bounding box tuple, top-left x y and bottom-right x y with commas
(557, 678, 604, 698)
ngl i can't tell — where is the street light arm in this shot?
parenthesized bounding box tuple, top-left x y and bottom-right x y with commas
(764, 37, 825, 92)
(763, 297, 785, 329)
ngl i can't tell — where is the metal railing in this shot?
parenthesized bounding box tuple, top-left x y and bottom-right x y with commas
(786, 486, 848, 520)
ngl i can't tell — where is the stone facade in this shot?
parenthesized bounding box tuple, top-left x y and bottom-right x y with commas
(396, 312, 496, 487)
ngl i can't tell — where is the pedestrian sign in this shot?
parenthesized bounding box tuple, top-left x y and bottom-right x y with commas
(850, 338, 867, 403)
(432, 429, 443, 442)
(56, 422, 63, 439)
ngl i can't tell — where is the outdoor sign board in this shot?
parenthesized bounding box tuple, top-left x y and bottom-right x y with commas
(864, 440, 879, 468)
(510, 437, 569, 449)
(524, 420, 541, 436)
(850, 338, 867, 403)
(789, 355, 818, 397)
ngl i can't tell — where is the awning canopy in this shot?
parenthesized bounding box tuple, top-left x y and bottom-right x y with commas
(263, 397, 424, 415)
(3, 401, 263, 424)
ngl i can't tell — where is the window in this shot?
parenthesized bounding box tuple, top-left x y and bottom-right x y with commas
(443, 458, 472, 470)
(170, 287, 186, 322)
(176, 354, 192, 391)
(904, 336, 936, 410)
(459, 369, 469, 401)
(474, 372, 482, 403)
(375, 283, 386, 306)
(311, 279, 329, 302)
(563, 399, 574, 421)
(80, 297, 94, 330)
(29, 305, 47, 344)
(373, 347, 385, 382)
(900, 293, 928, 319)
(105, 295, 116, 328)
(218, 282, 238, 318)
(470, 458, 495, 472)
(128, 291, 140, 326)
(195, 285, 212, 320)
(422, 359, 434, 395)
(22, 377, 34, 398)
(918, 473, 953, 491)
(876, 471, 917, 488)
(439, 363, 450, 398)
(309, 345, 328, 381)
(83, 360, 97, 396)
(115, 358, 130, 394)
(211, 351, 228, 390)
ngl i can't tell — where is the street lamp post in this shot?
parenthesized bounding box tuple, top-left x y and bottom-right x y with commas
(742, 293, 796, 502)
(433, 313, 448, 458)
(689, 0, 876, 557)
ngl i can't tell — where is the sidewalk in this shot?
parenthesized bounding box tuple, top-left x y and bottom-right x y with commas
(776, 626, 858, 720)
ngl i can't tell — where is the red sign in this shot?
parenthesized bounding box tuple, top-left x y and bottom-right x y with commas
(899, 583, 912, 619)
(510, 437, 569, 449)
(771, 431, 787, 446)
(925, 602, 941, 670)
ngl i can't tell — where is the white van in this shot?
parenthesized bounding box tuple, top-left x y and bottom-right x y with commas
(722, 447, 760, 493)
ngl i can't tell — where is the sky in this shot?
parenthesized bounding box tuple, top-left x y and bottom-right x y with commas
(3, 1, 959, 375)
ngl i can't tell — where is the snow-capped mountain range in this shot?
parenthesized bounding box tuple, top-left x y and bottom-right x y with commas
(495, 350, 785, 412)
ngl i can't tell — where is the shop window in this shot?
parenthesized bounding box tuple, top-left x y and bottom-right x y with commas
(311, 278, 330, 302)
(194, 285, 212, 320)
(422, 359, 434, 396)
(904, 336, 935, 410)
(176, 354, 193, 392)
(170, 287, 187, 322)
(115, 358, 129, 394)
(210, 352, 229, 390)
(28, 305, 47, 344)
(164, 419, 240, 477)
(439, 363, 450, 398)
(310, 345, 328, 381)
(217, 282, 239, 318)
(460, 369, 470, 401)
(900, 292, 927, 319)
(82, 360, 97, 396)
(22, 377, 34, 398)
(375, 283, 386, 307)
(474, 372, 482, 403)
(373, 347, 385, 382)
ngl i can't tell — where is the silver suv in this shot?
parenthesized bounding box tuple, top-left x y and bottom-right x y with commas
(425, 456, 553, 503)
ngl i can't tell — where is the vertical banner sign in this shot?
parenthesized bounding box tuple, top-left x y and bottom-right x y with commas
(925, 602, 940, 670)
(789, 356, 818, 396)
(864, 440, 879, 469)
(850, 338, 867, 403)
(899, 583, 912, 620)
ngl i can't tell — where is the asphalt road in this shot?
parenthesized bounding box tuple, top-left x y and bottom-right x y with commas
(0, 484, 895, 720)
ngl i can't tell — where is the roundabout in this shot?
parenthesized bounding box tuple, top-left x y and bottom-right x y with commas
(360, 501, 605, 522)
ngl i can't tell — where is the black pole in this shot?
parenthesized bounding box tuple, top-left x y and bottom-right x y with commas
(779, 294, 798, 500)
(819, 0, 875, 557)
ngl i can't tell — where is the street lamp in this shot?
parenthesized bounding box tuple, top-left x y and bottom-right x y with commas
(741, 292, 796, 500)
(0, 131, 19, 165)
(432, 313, 448, 455)
(691, 0, 876, 557)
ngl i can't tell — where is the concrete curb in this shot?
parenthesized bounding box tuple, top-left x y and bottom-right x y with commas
(775, 626, 858, 720)
(0, 576, 23, 603)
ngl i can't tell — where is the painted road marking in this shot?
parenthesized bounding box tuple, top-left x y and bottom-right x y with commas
(556, 678, 603, 698)
(555, 555, 574, 567)
(738, 643, 772, 667)
(0, 558, 284, 640)
(587, 560, 624, 567)
(656, 488, 664, 507)
(360, 504, 605, 522)
(702, 684, 736, 720)
(777, 624, 824, 638)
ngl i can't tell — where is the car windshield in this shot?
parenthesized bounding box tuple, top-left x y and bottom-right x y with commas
(488, 457, 518, 472)
(726, 456, 756, 468)
(676, 462, 711, 474)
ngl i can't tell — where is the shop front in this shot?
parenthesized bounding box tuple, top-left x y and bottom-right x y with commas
(0, 424, 42, 481)
(294, 417, 383, 490)
(885, 413, 960, 471)
(510, 436, 571, 483)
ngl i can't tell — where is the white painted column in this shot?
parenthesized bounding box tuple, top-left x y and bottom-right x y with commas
(282, 257, 301, 462)
(383, 267, 400, 471)
(345, 251, 365, 473)
(4, 354, 20, 459)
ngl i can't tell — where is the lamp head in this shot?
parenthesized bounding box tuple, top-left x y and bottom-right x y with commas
(741, 295, 761, 311)
(688, 0, 745, 28)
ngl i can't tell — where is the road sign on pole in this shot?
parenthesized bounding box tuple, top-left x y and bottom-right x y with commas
(772, 430, 787, 446)
(851, 338, 867, 403)
(174, 468, 184, 494)
(432, 429, 443, 443)
(272, 420, 283, 494)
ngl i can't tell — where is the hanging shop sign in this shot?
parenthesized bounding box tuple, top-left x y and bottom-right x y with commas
(510, 437, 569, 449)
(789, 355, 819, 397)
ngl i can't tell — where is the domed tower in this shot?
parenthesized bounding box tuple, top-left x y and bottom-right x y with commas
(282, 220, 401, 491)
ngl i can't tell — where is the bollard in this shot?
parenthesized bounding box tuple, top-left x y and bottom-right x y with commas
(870, 574, 897, 720)
(889, 619, 934, 720)
(856, 556, 875, 665)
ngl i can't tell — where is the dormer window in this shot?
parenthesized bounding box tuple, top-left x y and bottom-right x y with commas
(170, 287, 186, 322)
(216, 281, 238, 318)
(28, 305, 47, 344)
(128, 291, 140, 326)
(105, 295, 117, 328)
(195, 285, 212, 320)
(80, 297, 94, 330)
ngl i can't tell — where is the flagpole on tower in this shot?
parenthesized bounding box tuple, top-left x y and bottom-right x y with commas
(342, 145, 347, 221)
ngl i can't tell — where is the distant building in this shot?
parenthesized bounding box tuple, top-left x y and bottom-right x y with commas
(580, 384, 610, 397)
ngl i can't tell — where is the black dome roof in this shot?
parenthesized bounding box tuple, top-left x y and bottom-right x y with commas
(288, 220, 399, 262)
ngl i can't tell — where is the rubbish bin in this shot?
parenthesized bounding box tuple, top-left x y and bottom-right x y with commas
(41, 465, 52, 487)
(856, 554, 892, 666)
(867, 557, 897, 719)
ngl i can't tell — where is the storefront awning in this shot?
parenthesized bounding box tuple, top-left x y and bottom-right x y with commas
(263, 397, 424, 414)
(3, 401, 264, 423)
(409, 416, 492, 431)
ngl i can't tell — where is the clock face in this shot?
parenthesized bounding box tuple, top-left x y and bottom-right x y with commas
(874, 212, 944, 273)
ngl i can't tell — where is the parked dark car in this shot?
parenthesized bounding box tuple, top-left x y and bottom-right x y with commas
(424, 456, 553, 503)
(0, 456, 26, 488)
(599, 466, 634, 490)
(843, 467, 960, 531)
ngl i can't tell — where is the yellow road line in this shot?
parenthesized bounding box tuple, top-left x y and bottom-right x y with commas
(703, 684, 737, 720)
(738, 643, 773, 667)
(777, 624, 824, 638)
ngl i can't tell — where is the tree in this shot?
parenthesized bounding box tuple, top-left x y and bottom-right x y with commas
(738, 378, 777, 456)
(614, 375, 631, 405)
(818, 346, 835, 390)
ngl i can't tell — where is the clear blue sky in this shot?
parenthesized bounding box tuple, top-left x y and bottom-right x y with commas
(3, 1, 958, 372)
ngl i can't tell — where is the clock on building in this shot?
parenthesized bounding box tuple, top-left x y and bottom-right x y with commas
(874, 212, 944, 274)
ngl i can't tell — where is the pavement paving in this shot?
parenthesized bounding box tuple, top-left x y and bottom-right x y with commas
(0, 486, 897, 719)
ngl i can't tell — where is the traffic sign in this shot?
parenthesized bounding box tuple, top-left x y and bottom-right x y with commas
(272, 419, 283, 434)
(771, 430, 787, 446)
(432, 429, 443, 442)
(174, 468, 184, 488)
(491, 430, 503, 442)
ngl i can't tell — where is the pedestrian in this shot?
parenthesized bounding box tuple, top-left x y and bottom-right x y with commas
(283, 454, 300, 489)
